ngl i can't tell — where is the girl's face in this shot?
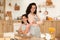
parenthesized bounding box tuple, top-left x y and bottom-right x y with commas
(31, 5, 36, 13)
(22, 16, 28, 22)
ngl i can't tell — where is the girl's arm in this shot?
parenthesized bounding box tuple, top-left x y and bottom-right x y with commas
(24, 24, 30, 34)
(18, 25, 23, 34)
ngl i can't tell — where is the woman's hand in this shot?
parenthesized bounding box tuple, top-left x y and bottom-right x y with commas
(37, 21, 43, 25)
(30, 21, 36, 25)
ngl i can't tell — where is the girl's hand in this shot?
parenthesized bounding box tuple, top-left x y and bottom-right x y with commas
(18, 30, 23, 34)
(20, 31, 23, 34)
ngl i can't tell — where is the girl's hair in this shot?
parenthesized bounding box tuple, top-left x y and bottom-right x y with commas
(21, 14, 29, 24)
(26, 3, 37, 16)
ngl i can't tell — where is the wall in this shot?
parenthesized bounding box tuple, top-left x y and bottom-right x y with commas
(5, 0, 60, 20)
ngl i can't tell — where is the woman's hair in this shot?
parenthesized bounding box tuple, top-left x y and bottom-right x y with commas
(26, 3, 37, 16)
(21, 14, 29, 24)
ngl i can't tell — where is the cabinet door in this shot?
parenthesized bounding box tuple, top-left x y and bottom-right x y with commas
(7, 21, 13, 32)
(41, 21, 56, 33)
(3, 21, 13, 32)
(52, 21, 56, 35)
(0, 22, 3, 33)
(40, 21, 52, 33)
(0, 21, 3, 37)
(56, 21, 60, 37)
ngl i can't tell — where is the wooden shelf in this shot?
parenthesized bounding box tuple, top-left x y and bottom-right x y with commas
(39, 5, 55, 8)
(0, 0, 13, 38)
(13, 20, 21, 23)
(0, 0, 5, 20)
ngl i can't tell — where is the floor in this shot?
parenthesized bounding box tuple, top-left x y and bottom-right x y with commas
(0, 38, 10, 40)
(0, 37, 59, 40)
(0, 38, 45, 40)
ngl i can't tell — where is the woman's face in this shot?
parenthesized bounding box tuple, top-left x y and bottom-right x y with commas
(31, 5, 36, 13)
(22, 16, 28, 22)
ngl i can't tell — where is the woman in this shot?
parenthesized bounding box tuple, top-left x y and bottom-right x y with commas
(26, 3, 43, 25)
(26, 3, 42, 37)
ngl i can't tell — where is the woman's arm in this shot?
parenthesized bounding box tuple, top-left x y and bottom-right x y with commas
(36, 14, 43, 25)
(28, 14, 36, 24)
(28, 14, 33, 23)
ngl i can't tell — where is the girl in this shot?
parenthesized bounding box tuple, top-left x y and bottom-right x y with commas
(18, 14, 30, 36)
